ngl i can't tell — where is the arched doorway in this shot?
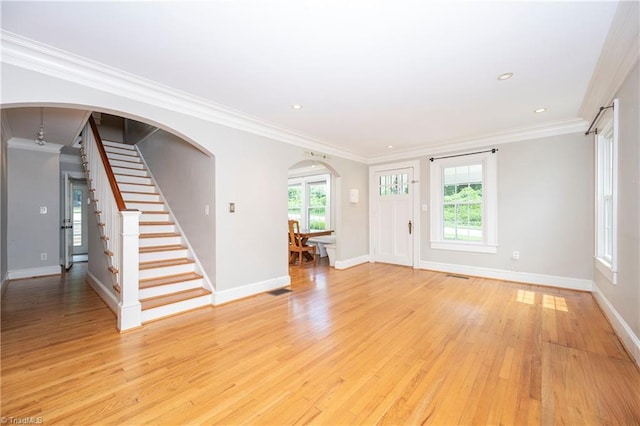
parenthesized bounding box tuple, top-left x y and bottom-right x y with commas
(288, 160, 341, 267)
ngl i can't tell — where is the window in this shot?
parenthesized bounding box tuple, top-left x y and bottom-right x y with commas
(379, 173, 409, 195)
(595, 99, 618, 284)
(430, 151, 497, 253)
(288, 174, 330, 230)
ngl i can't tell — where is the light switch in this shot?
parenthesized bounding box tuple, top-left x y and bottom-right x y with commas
(40, 206, 47, 214)
(204, 204, 210, 216)
(421, 204, 428, 212)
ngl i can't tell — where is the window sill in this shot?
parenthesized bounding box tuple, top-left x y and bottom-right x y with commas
(430, 241, 497, 254)
(595, 257, 617, 284)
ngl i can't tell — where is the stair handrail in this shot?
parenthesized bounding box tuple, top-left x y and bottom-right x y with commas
(88, 116, 127, 211)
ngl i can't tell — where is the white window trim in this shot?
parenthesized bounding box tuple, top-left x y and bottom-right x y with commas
(429, 151, 498, 253)
(288, 173, 331, 230)
(594, 98, 618, 284)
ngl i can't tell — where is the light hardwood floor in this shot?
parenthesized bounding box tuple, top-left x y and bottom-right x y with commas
(2, 261, 639, 425)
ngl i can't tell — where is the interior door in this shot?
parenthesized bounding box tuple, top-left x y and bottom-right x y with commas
(373, 167, 414, 266)
(62, 175, 74, 270)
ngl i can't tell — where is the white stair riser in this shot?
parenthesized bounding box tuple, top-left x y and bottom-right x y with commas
(140, 213, 171, 222)
(139, 236, 182, 247)
(104, 146, 137, 156)
(115, 175, 152, 185)
(139, 263, 196, 280)
(106, 152, 141, 163)
(118, 183, 157, 193)
(112, 167, 148, 177)
(140, 224, 176, 234)
(122, 192, 161, 202)
(139, 248, 188, 262)
(103, 140, 136, 150)
(126, 202, 165, 211)
(109, 159, 145, 170)
(141, 295, 212, 323)
(139, 278, 203, 299)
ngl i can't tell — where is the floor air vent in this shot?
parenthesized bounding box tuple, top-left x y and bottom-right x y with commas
(267, 288, 292, 296)
(445, 274, 469, 280)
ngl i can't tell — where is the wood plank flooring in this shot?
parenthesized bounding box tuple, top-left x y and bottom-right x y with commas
(2, 262, 639, 425)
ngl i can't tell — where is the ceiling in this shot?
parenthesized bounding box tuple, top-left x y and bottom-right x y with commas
(0, 1, 620, 159)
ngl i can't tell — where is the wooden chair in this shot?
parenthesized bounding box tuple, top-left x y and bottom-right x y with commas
(288, 220, 316, 267)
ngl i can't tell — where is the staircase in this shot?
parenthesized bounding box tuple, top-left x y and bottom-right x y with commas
(101, 140, 212, 323)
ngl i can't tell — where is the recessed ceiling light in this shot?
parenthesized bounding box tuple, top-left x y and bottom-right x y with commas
(497, 72, 514, 81)
(388, 145, 393, 149)
(291, 104, 303, 110)
(534, 107, 547, 113)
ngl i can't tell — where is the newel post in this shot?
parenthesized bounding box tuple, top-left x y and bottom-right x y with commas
(118, 210, 142, 331)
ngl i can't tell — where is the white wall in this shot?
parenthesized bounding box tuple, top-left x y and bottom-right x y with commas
(593, 62, 639, 343)
(137, 130, 215, 284)
(419, 132, 593, 284)
(0, 62, 370, 296)
(7, 141, 61, 276)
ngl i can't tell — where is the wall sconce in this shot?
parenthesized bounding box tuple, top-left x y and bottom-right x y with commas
(349, 189, 359, 203)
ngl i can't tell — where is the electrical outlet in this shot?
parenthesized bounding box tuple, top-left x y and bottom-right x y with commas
(40, 253, 47, 260)
(512, 251, 520, 260)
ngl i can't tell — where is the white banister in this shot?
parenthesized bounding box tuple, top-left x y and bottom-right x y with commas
(81, 118, 141, 331)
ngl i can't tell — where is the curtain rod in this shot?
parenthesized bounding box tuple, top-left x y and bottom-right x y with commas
(585, 104, 614, 135)
(429, 148, 498, 162)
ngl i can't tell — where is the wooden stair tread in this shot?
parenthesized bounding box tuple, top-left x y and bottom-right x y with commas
(139, 272, 203, 288)
(139, 258, 195, 270)
(140, 221, 175, 226)
(140, 211, 168, 214)
(140, 232, 181, 238)
(140, 288, 210, 311)
(139, 244, 186, 253)
(126, 200, 164, 204)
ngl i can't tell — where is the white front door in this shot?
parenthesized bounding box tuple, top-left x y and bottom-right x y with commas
(372, 166, 415, 266)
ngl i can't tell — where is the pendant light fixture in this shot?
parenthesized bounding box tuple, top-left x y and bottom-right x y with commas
(35, 108, 46, 146)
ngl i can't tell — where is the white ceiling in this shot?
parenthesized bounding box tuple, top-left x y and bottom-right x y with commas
(0, 1, 619, 159)
(3, 107, 89, 147)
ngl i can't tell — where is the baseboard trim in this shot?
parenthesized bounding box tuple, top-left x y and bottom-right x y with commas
(592, 281, 640, 368)
(335, 255, 370, 270)
(86, 271, 118, 314)
(419, 261, 593, 292)
(214, 275, 291, 305)
(7, 265, 61, 280)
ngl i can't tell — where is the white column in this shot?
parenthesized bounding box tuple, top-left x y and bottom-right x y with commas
(118, 210, 141, 331)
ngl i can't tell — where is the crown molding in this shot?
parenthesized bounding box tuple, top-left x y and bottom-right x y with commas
(367, 118, 588, 164)
(7, 137, 63, 153)
(578, 1, 639, 121)
(0, 30, 368, 164)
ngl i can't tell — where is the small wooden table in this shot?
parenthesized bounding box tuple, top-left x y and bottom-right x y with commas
(295, 230, 334, 262)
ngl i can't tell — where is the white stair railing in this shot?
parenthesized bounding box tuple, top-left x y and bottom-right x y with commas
(81, 116, 141, 331)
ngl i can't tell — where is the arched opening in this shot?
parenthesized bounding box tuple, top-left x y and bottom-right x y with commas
(1, 104, 216, 299)
(287, 160, 341, 268)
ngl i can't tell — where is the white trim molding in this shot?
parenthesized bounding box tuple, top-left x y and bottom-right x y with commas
(578, 1, 640, 122)
(368, 118, 588, 164)
(0, 30, 367, 164)
(420, 261, 593, 292)
(7, 265, 61, 280)
(214, 275, 291, 305)
(592, 281, 640, 368)
(86, 271, 118, 314)
(335, 254, 370, 270)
